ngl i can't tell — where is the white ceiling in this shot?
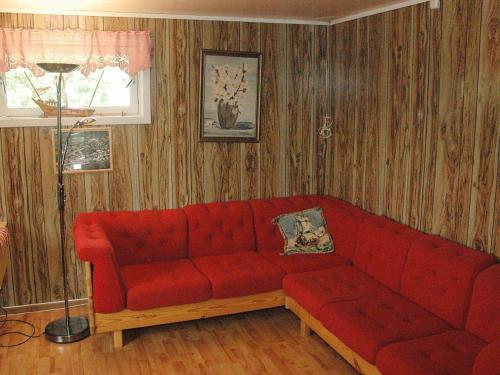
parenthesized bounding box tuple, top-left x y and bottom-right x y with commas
(0, 0, 433, 25)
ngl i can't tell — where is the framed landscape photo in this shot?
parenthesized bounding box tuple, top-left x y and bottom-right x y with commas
(52, 127, 113, 174)
(200, 49, 262, 142)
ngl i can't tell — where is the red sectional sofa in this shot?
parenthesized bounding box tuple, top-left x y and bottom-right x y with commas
(74, 195, 499, 375)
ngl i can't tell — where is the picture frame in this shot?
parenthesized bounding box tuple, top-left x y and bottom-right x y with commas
(199, 49, 262, 143)
(52, 127, 113, 174)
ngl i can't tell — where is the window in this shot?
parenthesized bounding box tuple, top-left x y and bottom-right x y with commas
(0, 27, 152, 127)
(0, 67, 151, 127)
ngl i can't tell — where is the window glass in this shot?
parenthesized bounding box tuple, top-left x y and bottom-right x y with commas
(4, 67, 132, 109)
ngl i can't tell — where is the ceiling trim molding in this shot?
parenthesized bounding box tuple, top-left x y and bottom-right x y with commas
(329, 0, 431, 25)
(0, 0, 436, 27)
(0, 8, 330, 26)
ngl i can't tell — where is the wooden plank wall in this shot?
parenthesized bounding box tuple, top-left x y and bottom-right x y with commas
(0, 13, 329, 306)
(326, 0, 499, 257)
(0, 0, 498, 307)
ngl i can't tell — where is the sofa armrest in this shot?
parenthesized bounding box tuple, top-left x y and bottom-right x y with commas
(473, 340, 500, 375)
(74, 218, 126, 313)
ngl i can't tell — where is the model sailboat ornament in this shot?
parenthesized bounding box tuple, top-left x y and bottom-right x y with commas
(33, 98, 95, 117)
(25, 64, 103, 118)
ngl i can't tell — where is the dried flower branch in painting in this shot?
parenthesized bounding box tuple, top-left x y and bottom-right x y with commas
(211, 64, 249, 129)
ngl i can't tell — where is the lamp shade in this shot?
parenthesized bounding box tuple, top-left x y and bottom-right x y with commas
(77, 117, 97, 126)
(36, 63, 79, 74)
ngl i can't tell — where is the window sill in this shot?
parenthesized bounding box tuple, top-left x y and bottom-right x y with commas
(0, 113, 151, 128)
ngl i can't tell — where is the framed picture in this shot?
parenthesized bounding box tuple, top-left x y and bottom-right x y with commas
(52, 127, 113, 174)
(200, 49, 262, 142)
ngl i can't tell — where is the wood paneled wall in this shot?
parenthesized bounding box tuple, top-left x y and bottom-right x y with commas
(0, 13, 329, 306)
(326, 0, 499, 257)
(0, 0, 498, 307)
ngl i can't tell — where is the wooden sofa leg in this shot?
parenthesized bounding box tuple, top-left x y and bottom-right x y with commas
(113, 330, 123, 348)
(300, 320, 311, 337)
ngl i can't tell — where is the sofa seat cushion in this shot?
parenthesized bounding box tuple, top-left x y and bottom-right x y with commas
(320, 293, 451, 363)
(260, 250, 350, 274)
(192, 252, 285, 299)
(283, 266, 390, 318)
(377, 330, 486, 375)
(121, 259, 212, 311)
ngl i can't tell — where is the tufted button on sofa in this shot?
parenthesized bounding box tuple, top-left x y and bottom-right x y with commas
(74, 195, 499, 375)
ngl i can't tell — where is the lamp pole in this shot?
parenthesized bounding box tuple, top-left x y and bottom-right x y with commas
(36, 63, 92, 344)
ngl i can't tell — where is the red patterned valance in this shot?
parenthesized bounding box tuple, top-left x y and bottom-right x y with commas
(0, 28, 151, 76)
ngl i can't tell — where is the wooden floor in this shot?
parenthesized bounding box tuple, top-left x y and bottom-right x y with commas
(0, 306, 358, 375)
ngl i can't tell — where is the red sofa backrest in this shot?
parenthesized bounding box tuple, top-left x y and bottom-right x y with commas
(184, 201, 256, 258)
(354, 215, 423, 291)
(249, 195, 323, 252)
(466, 265, 500, 342)
(75, 209, 187, 266)
(400, 234, 495, 328)
(320, 197, 370, 260)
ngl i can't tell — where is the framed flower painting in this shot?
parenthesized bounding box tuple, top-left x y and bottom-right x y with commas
(199, 50, 261, 142)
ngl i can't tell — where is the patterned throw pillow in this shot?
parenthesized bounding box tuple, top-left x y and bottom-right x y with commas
(273, 207, 334, 256)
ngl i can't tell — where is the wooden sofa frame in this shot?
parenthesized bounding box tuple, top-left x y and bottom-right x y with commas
(84, 262, 286, 348)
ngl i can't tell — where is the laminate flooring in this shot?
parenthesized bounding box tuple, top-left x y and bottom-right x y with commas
(0, 306, 358, 375)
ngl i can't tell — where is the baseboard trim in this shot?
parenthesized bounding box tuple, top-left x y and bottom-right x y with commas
(2, 298, 88, 315)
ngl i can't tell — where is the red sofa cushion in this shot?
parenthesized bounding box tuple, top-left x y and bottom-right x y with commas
(473, 340, 500, 375)
(320, 293, 450, 363)
(283, 266, 391, 318)
(76, 209, 187, 266)
(466, 265, 500, 343)
(400, 235, 495, 328)
(192, 252, 285, 299)
(184, 201, 256, 258)
(320, 197, 370, 260)
(376, 330, 486, 375)
(354, 216, 423, 291)
(249, 195, 323, 252)
(121, 259, 212, 311)
(260, 250, 350, 274)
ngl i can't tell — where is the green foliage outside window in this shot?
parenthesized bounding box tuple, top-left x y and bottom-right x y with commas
(3, 67, 131, 109)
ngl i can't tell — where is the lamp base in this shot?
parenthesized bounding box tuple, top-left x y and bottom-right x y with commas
(45, 316, 90, 344)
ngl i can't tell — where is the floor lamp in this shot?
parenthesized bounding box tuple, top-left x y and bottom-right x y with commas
(37, 63, 94, 344)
